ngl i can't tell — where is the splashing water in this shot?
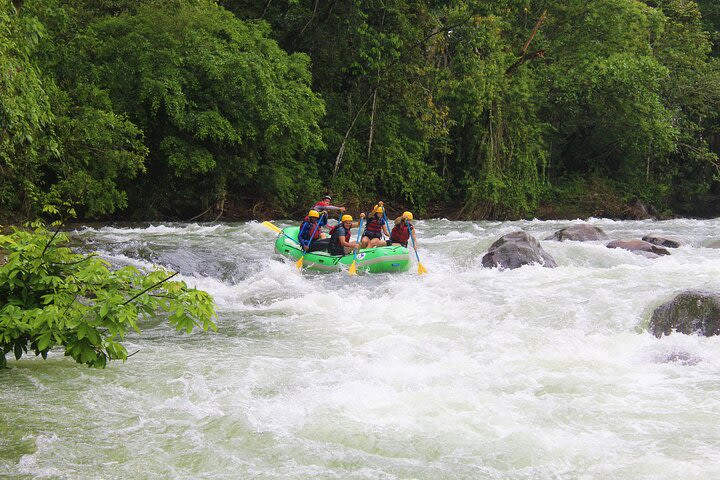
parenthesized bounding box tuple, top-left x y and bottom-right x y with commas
(2, 218, 720, 479)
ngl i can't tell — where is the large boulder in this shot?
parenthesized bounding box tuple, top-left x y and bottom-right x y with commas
(642, 234, 680, 248)
(606, 239, 670, 258)
(649, 291, 720, 338)
(482, 231, 557, 270)
(546, 224, 609, 242)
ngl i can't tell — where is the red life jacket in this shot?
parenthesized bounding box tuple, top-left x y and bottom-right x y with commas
(364, 217, 383, 236)
(300, 217, 321, 241)
(391, 222, 410, 244)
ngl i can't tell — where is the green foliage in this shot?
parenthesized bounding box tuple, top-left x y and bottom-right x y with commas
(3, 0, 720, 220)
(0, 220, 216, 368)
(0, 1, 53, 216)
(88, 0, 325, 214)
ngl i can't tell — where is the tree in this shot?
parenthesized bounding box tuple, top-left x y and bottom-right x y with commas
(88, 0, 325, 216)
(0, 1, 53, 217)
(0, 216, 216, 368)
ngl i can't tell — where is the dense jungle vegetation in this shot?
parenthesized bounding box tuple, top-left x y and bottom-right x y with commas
(2, 0, 720, 221)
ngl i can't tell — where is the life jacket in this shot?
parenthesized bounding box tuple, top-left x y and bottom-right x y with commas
(391, 222, 410, 245)
(364, 216, 383, 236)
(328, 225, 351, 255)
(299, 218, 321, 243)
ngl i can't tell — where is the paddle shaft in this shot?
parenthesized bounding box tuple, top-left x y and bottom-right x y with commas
(353, 218, 364, 256)
(301, 221, 322, 252)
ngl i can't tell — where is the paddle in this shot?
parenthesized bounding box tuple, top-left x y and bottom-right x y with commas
(296, 220, 321, 269)
(408, 224, 428, 275)
(382, 210, 392, 242)
(260, 221, 301, 245)
(348, 217, 364, 276)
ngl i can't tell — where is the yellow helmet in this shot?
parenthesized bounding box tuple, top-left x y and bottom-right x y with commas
(402, 211, 414, 221)
(341, 214, 353, 222)
(308, 209, 320, 218)
(373, 205, 384, 215)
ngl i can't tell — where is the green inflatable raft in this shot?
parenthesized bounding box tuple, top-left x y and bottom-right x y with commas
(274, 226, 410, 273)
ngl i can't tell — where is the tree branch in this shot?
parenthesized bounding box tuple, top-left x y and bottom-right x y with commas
(41, 224, 63, 258)
(506, 10, 547, 75)
(299, 0, 320, 36)
(122, 272, 179, 306)
(332, 92, 375, 178)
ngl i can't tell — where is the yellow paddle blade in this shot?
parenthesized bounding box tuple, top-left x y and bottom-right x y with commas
(348, 260, 357, 276)
(261, 221, 282, 233)
(417, 262, 428, 275)
(296, 256, 304, 269)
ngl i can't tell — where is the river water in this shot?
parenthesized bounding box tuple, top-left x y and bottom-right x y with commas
(2, 218, 720, 479)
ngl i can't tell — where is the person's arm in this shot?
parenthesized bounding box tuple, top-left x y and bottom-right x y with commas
(319, 205, 345, 212)
(350, 213, 365, 228)
(410, 224, 418, 248)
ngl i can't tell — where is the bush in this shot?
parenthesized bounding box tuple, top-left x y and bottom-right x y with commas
(0, 219, 216, 368)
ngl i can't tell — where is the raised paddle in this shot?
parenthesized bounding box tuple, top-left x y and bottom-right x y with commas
(348, 217, 364, 276)
(261, 221, 301, 245)
(382, 210, 391, 241)
(296, 220, 321, 269)
(408, 225, 427, 275)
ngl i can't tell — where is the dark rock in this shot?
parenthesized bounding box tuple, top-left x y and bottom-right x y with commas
(649, 290, 720, 338)
(546, 224, 609, 242)
(642, 235, 680, 248)
(606, 239, 670, 257)
(482, 231, 557, 270)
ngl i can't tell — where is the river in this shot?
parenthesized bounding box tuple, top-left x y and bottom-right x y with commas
(2, 218, 720, 479)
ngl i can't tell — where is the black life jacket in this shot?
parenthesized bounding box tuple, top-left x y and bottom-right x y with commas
(328, 225, 351, 254)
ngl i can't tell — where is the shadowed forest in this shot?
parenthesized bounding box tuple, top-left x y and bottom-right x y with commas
(2, 0, 720, 221)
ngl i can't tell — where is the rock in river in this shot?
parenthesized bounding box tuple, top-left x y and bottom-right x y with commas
(482, 231, 557, 270)
(546, 224, 609, 242)
(606, 239, 670, 258)
(642, 234, 680, 248)
(649, 290, 720, 338)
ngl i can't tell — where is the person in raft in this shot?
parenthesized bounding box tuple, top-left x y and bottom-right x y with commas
(298, 209, 330, 251)
(328, 213, 365, 256)
(361, 203, 390, 248)
(312, 195, 346, 215)
(387, 211, 417, 249)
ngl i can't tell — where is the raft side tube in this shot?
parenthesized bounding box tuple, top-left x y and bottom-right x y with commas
(274, 226, 410, 273)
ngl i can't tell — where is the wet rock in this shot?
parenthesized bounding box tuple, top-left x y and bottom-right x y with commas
(705, 239, 720, 249)
(642, 235, 680, 248)
(606, 239, 670, 258)
(546, 224, 609, 242)
(649, 290, 720, 338)
(654, 351, 701, 366)
(482, 231, 557, 270)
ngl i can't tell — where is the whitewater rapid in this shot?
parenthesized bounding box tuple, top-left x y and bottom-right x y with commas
(2, 218, 720, 479)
